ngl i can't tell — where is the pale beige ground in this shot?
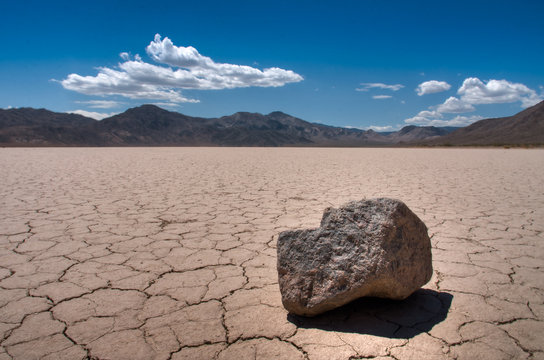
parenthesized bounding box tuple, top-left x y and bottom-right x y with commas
(0, 147, 543, 360)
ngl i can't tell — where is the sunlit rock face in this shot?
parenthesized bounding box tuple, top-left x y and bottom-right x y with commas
(277, 198, 433, 317)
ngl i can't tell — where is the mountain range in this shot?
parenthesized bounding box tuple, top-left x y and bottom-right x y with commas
(1, 100, 543, 147)
(423, 100, 544, 146)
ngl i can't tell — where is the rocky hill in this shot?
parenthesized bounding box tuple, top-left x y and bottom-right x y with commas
(0, 105, 390, 147)
(0, 108, 102, 146)
(383, 125, 456, 143)
(95, 106, 394, 146)
(1, 102, 541, 146)
(424, 100, 544, 146)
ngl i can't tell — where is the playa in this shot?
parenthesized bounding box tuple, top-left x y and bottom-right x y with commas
(1, 147, 543, 359)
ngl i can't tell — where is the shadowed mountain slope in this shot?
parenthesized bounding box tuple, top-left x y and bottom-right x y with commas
(424, 100, 544, 146)
(97, 106, 394, 146)
(0, 108, 102, 146)
(0, 105, 391, 146)
(384, 125, 457, 143)
(1, 102, 542, 146)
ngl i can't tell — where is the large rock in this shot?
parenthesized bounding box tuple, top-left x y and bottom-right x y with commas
(277, 198, 433, 316)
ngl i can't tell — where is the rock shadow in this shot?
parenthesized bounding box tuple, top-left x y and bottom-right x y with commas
(287, 289, 453, 339)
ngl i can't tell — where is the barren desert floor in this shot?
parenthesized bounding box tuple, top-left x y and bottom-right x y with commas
(0, 147, 543, 360)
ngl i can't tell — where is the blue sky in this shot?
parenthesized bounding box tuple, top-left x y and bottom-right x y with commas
(1, 0, 543, 130)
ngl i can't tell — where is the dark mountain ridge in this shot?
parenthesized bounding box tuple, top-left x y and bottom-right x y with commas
(384, 125, 457, 143)
(424, 100, 544, 146)
(0, 107, 95, 128)
(1, 101, 542, 146)
(0, 107, 102, 145)
(0, 105, 391, 147)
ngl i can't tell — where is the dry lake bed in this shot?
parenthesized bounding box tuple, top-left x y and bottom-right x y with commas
(0, 147, 543, 360)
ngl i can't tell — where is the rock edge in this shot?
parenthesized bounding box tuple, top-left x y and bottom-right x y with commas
(277, 198, 433, 316)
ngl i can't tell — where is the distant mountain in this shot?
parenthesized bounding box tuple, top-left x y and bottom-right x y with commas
(93, 105, 214, 146)
(383, 125, 458, 143)
(1, 102, 541, 147)
(0, 108, 102, 146)
(96, 106, 390, 146)
(424, 100, 544, 146)
(0, 107, 95, 128)
(0, 105, 391, 147)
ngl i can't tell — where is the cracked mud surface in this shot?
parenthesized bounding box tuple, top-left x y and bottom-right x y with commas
(0, 147, 543, 359)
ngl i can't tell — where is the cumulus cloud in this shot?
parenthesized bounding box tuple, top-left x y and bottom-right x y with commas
(405, 77, 542, 127)
(405, 110, 482, 127)
(372, 95, 393, 99)
(366, 124, 401, 132)
(458, 77, 543, 108)
(356, 83, 404, 92)
(146, 34, 303, 89)
(405, 110, 443, 125)
(61, 34, 303, 103)
(346, 124, 400, 132)
(76, 100, 122, 109)
(416, 80, 451, 96)
(68, 110, 119, 120)
(61, 62, 200, 103)
(151, 102, 181, 108)
(436, 97, 475, 113)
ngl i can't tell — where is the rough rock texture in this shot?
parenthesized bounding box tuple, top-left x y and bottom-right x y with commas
(277, 198, 433, 316)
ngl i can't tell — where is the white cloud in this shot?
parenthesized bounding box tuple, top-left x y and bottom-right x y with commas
(68, 110, 119, 120)
(61, 34, 303, 104)
(436, 115, 484, 127)
(345, 124, 400, 132)
(405, 110, 442, 124)
(151, 102, 181, 108)
(146, 34, 303, 89)
(356, 83, 404, 92)
(61, 63, 200, 103)
(405, 110, 482, 127)
(76, 100, 123, 109)
(458, 77, 543, 108)
(416, 80, 451, 96)
(372, 95, 392, 99)
(436, 96, 475, 113)
(405, 77, 543, 128)
(366, 124, 401, 132)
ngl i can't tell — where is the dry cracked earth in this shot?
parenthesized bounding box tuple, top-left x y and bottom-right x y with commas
(0, 147, 543, 360)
